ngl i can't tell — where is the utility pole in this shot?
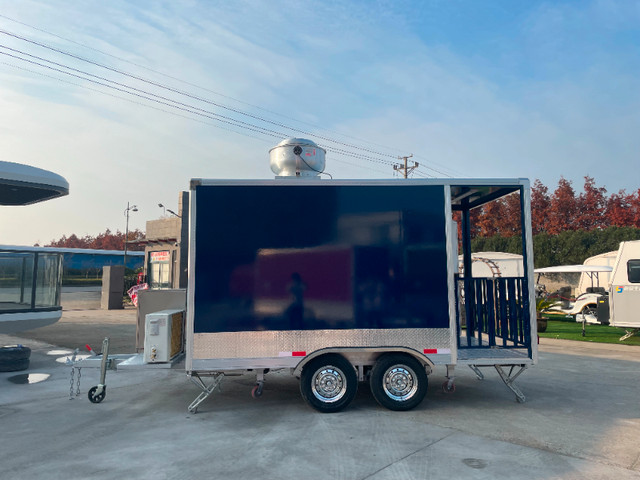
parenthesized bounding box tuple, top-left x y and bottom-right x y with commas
(393, 155, 419, 178)
(124, 202, 138, 270)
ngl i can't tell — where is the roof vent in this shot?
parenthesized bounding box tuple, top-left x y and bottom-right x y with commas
(269, 138, 326, 178)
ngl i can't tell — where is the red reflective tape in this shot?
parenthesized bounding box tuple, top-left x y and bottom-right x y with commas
(423, 349, 438, 354)
(292, 351, 306, 357)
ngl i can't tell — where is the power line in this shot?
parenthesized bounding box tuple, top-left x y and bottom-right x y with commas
(0, 48, 283, 139)
(412, 154, 463, 177)
(0, 60, 280, 144)
(0, 23, 458, 178)
(0, 50, 398, 175)
(0, 28, 406, 162)
(0, 44, 295, 139)
(415, 163, 455, 178)
(0, 13, 421, 158)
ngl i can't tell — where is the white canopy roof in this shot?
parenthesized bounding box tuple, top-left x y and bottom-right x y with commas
(534, 265, 613, 274)
(0, 160, 69, 205)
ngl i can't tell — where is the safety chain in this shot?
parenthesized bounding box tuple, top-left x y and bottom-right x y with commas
(76, 368, 82, 396)
(69, 367, 83, 399)
(66, 348, 82, 400)
(69, 367, 75, 400)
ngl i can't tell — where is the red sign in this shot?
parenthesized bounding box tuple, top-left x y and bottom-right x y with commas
(150, 251, 171, 262)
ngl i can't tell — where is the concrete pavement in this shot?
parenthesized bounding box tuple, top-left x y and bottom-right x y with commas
(15, 306, 138, 354)
(1, 307, 639, 480)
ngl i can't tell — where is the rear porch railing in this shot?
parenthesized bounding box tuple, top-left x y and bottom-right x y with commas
(455, 276, 531, 353)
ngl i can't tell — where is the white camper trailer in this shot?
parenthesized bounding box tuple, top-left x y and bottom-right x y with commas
(459, 252, 524, 279)
(535, 240, 640, 340)
(577, 251, 617, 295)
(605, 240, 640, 339)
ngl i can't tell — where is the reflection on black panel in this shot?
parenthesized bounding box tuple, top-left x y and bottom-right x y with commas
(193, 184, 448, 333)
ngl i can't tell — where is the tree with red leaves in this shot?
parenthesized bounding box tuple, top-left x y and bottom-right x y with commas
(576, 176, 608, 230)
(631, 189, 640, 227)
(501, 192, 522, 237)
(46, 229, 145, 251)
(606, 190, 635, 227)
(475, 200, 505, 237)
(546, 177, 579, 234)
(531, 179, 551, 234)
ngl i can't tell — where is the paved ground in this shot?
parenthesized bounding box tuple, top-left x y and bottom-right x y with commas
(1, 306, 639, 480)
(16, 307, 138, 354)
(14, 286, 138, 353)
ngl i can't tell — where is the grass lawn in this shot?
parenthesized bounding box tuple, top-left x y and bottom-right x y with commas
(538, 319, 640, 346)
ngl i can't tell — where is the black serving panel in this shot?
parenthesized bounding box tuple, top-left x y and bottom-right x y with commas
(193, 184, 448, 333)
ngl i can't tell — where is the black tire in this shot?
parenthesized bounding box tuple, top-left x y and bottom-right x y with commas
(300, 354, 357, 413)
(88, 386, 106, 403)
(0, 358, 30, 372)
(370, 353, 428, 411)
(0, 345, 31, 360)
(0, 345, 31, 372)
(582, 305, 598, 318)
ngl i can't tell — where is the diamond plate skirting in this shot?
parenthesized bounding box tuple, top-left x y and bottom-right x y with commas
(192, 328, 451, 360)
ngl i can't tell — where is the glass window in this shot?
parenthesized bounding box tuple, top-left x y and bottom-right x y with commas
(0, 253, 34, 310)
(34, 254, 62, 307)
(149, 251, 172, 289)
(628, 259, 640, 283)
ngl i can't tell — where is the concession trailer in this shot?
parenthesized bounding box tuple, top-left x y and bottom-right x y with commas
(184, 139, 537, 413)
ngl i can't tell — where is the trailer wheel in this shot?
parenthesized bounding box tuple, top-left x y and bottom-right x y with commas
(370, 354, 428, 411)
(442, 380, 456, 393)
(251, 384, 263, 398)
(300, 354, 357, 413)
(88, 386, 106, 404)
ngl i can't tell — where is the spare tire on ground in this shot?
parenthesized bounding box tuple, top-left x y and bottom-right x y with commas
(0, 345, 31, 372)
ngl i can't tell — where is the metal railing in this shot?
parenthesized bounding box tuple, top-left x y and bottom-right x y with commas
(456, 276, 531, 353)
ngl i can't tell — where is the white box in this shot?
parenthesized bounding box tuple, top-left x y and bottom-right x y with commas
(144, 309, 184, 363)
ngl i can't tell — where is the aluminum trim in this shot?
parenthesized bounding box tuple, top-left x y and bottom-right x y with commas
(444, 186, 458, 364)
(191, 357, 299, 371)
(192, 328, 452, 362)
(192, 178, 530, 188)
(185, 188, 197, 371)
(520, 181, 538, 365)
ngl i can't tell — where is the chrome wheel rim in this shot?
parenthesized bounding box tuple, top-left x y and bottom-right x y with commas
(311, 366, 347, 403)
(382, 366, 418, 401)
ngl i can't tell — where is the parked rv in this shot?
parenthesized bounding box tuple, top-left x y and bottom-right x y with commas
(603, 240, 640, 340)
(458, 252, 524, 279)
(535, 240, 640, 341)
(577, 250, 617, 295)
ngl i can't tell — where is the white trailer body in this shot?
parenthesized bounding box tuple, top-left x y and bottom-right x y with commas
(609, 240, 640, 330)
(578, 250, 617, 295)
(459, 252, 524, 278)
(185, 178, 537, 413)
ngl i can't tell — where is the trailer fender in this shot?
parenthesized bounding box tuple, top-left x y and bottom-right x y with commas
(569, 293, 602, 315)
(293, 347, 434, 378)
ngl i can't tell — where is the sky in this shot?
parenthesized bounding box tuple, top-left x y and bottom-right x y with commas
(0, 0, 639, 246)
